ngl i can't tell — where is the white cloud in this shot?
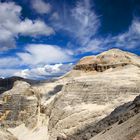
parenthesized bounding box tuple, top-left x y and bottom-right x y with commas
(0, 2, 54, 50)
(0, 61, 73, 79)
(0, 57, 21, 68)
(14, 63, 73, 79)
(14, 19, 54, 36)
(32, 0, 51, 14)
(0, 69, 20, 78)
(0, 43, 74, 79)
(17, 44, 74, 66)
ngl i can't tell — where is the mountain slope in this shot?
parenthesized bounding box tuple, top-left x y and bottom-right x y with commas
(90, 95, 140, 140)
(45, 49, 140, 139)
(59, 94, 140, 140)
(91, 113, 140, 140)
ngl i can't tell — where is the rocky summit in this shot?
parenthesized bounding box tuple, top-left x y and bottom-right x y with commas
(0, 49, 140, 140)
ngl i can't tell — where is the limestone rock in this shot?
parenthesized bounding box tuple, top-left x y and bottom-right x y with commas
(0, 129, 17, 140)
(62, 93, 140, 140)
(42, 49, 140, 140)
(74, 49, 140, 72)
(0, 81, 38, 128)
(90, 95, 140, 140)
(0, 76, 38, 94)
(47, 64, 140, 140)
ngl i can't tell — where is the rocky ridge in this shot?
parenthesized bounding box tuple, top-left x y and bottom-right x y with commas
(74, 49, 140, 72)
(0, 76, 38, 94)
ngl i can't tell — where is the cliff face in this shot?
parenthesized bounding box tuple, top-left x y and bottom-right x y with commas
(0, 49, 140, 140)
(0, 81, 38, 128)
(47, 65, 140, 140)
(91, 110, 140, 140)
(58, 95, 140, 140)
(46, 49, 140, 139)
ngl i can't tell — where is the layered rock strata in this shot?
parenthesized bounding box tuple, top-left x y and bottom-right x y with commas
(58, 95, 140, 140)
(0, 129, 17, 140)
(0, 81, 38, 128)
(74, 49, 140, 72)
(47, 66, 140, 140)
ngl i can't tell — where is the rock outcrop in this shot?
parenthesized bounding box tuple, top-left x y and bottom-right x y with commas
(0, 77, 25, 94)
(74, 49, 140, 72)
(0, 81, 38, 128)
(0, 76, 38, 94)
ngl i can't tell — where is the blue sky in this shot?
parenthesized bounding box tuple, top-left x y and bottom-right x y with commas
(0, 0, 140, 79)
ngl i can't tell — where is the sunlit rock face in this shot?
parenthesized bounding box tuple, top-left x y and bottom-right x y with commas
(47, 65, 140, 140)
(0, 129, 17, 140)
(74, 49, 140, 72)
(88, 95, 140, 140)
(44, 49, 140, 140)
(0, 81, 38, 128)
(57, 95, 140, 140)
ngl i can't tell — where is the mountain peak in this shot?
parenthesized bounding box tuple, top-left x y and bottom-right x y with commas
(74, 49, 140, 72)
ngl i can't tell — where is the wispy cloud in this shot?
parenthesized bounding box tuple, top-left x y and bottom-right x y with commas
(49, 0, 140, 54)
(0, 2, 54, 51)
(112, 19, 140, 49)
(71, 0, 100, 46)
(50, 0, 100, 49)
(77, 18, 140, 54)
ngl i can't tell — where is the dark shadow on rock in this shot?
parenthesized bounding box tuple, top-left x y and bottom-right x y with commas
(48, 85, 63, 96)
